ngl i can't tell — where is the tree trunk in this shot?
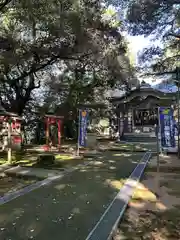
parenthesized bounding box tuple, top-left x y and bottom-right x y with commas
(9, 97, 29, 116)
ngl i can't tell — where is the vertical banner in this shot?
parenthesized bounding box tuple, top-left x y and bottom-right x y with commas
(159, 107, 176, 149)
(78, 109, 88, 147)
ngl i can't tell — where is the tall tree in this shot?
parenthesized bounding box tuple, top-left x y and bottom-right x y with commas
(0, 0, 137, 116)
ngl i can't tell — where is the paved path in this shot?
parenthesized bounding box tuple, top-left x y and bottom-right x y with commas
(4, 166, 65, 179)
(0, 151, 144, 240)
(112, 142, 157, 152)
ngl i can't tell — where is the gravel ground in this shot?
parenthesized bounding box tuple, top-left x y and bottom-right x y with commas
(113, 171, 180, 240)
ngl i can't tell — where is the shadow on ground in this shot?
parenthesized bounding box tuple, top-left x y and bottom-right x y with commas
(0, 151, 143, 240)
(0, 149, 88, 169)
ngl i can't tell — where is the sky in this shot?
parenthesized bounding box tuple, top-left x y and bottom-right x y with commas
(127, 35, 162, 66)
(109, 34, 178, 97)
(127, 35, 166, 85)
(127, 35, 151, 65)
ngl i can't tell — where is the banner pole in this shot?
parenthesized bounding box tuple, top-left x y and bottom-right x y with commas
(77, 109, 80, 156)
(158, 107, 163, 155)
(155, 124, 160, 174)
(155, 109, 161, 194)
(177, 67, 180, 158)
(155, 122, 160, 194)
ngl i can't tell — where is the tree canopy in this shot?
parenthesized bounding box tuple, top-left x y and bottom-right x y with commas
(126, 0, 180, 72)
(0, 0, 139, 141)
(0, 0, 137, 117)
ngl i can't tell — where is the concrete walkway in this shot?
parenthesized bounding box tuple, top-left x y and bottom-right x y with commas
(107, 141, 157, 152)
(0, 151, 144, 240)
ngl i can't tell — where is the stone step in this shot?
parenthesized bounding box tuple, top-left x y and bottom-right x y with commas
(123, 134, 156, 143)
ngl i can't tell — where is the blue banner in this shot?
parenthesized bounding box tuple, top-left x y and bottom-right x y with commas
(78, 109, 88, 147)
(159, 107, 176, 148)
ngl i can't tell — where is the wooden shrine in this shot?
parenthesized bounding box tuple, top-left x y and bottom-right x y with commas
(110, 83, 176, 137)
(0, 108, 22, 151)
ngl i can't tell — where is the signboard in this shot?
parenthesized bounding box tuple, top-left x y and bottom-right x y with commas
(133, 109, 158, 126)
(159, 107, 176, 149)
(78, 109, 88, 147)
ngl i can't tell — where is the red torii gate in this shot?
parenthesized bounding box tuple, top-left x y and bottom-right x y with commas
(44, 114, 63, 151)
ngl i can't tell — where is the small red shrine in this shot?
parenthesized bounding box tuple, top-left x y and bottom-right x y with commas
(44, 114, 63, 151)
(0, 107, 22, 151)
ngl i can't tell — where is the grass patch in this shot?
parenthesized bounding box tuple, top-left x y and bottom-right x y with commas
(55, 154, 75, 161)
(0, 151, 84, 169)
(0, 158, 7, 165)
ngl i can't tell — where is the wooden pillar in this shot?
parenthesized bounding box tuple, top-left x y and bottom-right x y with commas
(46, 117, 49, 147)
(128, 109, 133, 133)
(57, 119, 61, 151)
(7, 120, 12, 164)
(132, 108, 135, 132)
(119, 111, 123, 138)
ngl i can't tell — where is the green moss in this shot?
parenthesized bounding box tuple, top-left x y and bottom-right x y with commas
(55, 154, 74, 161)
(0, 158, 7, 164)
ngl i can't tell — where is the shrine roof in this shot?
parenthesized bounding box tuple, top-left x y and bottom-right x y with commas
(0, 104, 22, 119)
(109, 86, 176, 104)
(77, 102, 107, 109)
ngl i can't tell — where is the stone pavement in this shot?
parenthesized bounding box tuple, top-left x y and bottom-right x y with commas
(0, 151, 144, 240)
(3, 156, 95, 180)
(4, 166, 65, 179)
(2, 152, 99, 179)
(0, 150, 99, 180)
(108, 141, 157, 152)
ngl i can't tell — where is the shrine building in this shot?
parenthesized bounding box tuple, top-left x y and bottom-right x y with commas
(110, 82, 176, 138)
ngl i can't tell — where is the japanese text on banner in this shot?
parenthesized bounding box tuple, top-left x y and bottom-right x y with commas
(78, 110, 88, 147)
(159, 107, 176, 148)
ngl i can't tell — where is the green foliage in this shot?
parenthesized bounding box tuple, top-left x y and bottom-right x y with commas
(125, 0, 180, 72)
(0, 0, 138, 141)
(0, 0, 136, 117)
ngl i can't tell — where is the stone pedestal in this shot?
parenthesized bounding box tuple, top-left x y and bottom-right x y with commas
(86, 133, 97, 149)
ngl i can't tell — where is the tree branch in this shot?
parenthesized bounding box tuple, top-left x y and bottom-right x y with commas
(12, 51, 97, 83)
(168, 32, 180, 39)
(0, 0, 12, 11)
(13, 55, 76, 83)
(140, 70, 177, 77)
